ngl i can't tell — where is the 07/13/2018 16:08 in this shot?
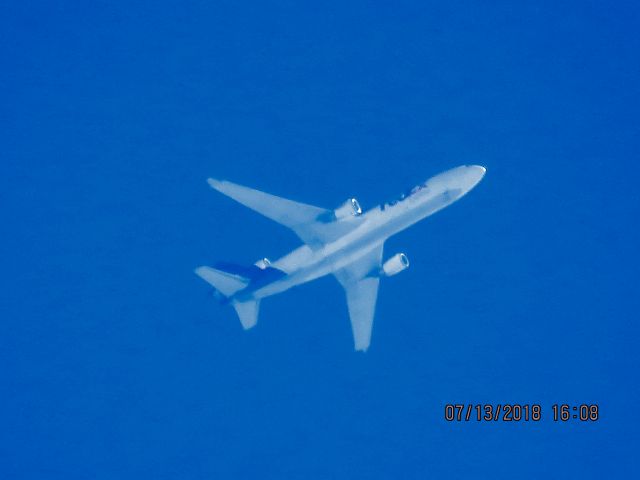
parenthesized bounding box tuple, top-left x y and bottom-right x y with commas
(444, 404, 600, 422)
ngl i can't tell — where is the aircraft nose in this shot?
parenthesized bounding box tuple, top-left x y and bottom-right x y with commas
(424, 165, 486, 193)
(467, 165, 486, 186)
(469, 164, 486, 177)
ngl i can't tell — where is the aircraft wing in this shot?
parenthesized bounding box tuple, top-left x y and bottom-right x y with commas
(207, 178, 362, 247)
(333, 243, 384, 351)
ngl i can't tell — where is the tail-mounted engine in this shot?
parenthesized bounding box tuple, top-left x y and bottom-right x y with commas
(254, 258, 271, 270)
(382, 253, 410, 277)
(334, 198, 362, 220)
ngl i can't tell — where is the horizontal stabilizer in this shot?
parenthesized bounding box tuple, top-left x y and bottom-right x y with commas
(232, 299, 260, 329)
(194, 266, 248, 297)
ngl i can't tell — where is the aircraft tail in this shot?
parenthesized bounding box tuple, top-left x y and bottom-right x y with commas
(231, 298, 260, 330)
(194, 265, 261, 329)
(194, 266, 249, 297)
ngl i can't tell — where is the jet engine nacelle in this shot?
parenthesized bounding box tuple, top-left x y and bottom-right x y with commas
(382, 253, 410, 277)
(334, 198, 362, 219)
(254, 258, 271, 270)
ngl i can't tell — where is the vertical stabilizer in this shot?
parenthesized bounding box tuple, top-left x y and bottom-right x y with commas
(232, 299, 261, 330)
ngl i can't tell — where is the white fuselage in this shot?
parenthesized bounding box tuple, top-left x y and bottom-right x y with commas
(238, 165, 485, 301)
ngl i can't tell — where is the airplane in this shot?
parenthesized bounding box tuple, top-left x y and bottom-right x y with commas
(195, 165, 486, 351)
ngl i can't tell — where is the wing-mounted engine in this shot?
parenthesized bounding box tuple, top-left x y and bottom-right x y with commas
(334, 198, 362, 220)
(381, 253, 409, 277)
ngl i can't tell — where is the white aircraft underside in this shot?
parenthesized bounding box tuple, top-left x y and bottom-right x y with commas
(195, 165, 486, 351)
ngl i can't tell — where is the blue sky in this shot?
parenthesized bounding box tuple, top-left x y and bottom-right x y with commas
(2, 1, 639, 478)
